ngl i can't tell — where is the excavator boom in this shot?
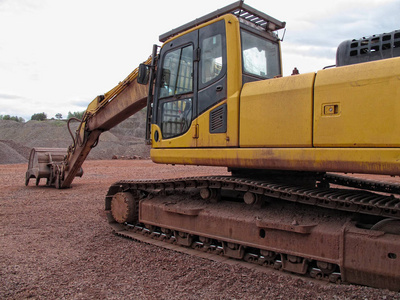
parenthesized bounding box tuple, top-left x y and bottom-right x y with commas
(25, 56, 153, 188)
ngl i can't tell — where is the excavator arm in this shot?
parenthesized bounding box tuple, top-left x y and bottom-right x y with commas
(25, 54, 155, 188)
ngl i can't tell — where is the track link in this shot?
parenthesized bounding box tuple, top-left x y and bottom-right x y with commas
(107, 215, 340, 286)
(324, 173, 400, 195)
(108, 175, 400, 219)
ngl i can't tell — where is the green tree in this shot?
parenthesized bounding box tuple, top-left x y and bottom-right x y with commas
(55, 113, 63, 120)
(0, 115, 25, 122)
(31, 112, 47, 121)
(67, 110, 85, 120)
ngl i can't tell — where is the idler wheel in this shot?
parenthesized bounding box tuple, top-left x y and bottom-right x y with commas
(111, 192, 137, 224)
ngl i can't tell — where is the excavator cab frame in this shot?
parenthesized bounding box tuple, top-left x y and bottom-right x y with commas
(147, 2, 285, 151)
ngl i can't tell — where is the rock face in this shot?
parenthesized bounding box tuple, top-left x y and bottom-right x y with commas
(0, 110, 150, 164)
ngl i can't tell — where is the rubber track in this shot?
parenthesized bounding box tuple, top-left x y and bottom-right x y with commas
(108, 175, 400, 219)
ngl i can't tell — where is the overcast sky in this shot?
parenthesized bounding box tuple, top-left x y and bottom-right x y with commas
(0, 0, 399, 121)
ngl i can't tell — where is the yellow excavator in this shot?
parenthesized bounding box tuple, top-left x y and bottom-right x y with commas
(25, 1, 400, 290)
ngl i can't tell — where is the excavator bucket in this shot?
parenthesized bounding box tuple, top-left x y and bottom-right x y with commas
(25, 148, 82, 186)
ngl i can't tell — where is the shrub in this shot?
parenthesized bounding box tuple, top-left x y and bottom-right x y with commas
(31, 112, 47, 121)
(0, 115, 25, 122)
(67, 111, 85, 120)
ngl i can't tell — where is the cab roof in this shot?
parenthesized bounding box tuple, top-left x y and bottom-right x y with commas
(159, 1, 286, 43)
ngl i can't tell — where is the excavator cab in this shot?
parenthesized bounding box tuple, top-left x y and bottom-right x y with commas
(147, 3, 285, 153)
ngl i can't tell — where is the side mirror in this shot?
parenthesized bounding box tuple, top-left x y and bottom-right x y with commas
(137, 63, 150, 85)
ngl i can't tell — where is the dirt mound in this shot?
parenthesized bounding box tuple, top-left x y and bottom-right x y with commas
(0, 141, 28, 164)
(0, 111, 150, 164)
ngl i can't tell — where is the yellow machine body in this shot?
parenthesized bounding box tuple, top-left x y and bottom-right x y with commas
(150, 14, 400, 176)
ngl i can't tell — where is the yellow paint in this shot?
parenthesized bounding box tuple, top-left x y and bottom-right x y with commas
(196, 101, 229, 147)
(151, 147, 400, 176)
(223, 15, 242, 147)
(151, 123, 197, 148)
(240, 73, 315, 147)
(86, 97, 100, 114)
(314, 57, 400, 147)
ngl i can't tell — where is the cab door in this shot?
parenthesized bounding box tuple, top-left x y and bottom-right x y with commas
(152, 19, 231, 149)
(152, 30, 199, 148)
(196, 19, 229, 147)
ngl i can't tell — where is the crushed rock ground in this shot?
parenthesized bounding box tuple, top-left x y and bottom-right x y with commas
(1, 160, 399, 299)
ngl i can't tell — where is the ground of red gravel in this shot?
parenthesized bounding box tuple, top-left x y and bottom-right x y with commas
(1, 160, 399, 299)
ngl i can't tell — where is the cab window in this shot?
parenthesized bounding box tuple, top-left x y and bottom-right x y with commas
(161, 98, 192, 139)
(201, 34, 223, 84)
(241, 30, 280, 79)
(159, 45, 193, 98)
(198, 19, 227, 115)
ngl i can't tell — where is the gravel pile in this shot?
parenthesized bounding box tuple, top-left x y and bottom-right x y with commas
(0, 140, 28, 164)
(1, 160, 399, 299)
(0, 111, 150, 165)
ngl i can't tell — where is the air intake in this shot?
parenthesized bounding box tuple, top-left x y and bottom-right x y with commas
(210, 104, 227, 134)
